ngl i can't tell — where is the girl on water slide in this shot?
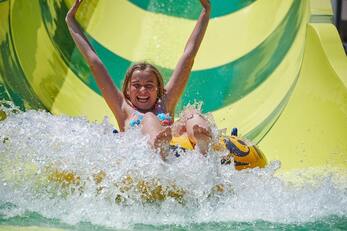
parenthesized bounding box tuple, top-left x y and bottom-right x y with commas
(66, 0, 212, 158)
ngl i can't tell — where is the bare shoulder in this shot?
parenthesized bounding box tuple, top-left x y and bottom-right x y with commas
(121, 99, 133, 117)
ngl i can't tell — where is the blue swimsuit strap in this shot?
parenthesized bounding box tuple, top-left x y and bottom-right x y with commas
(156, 113, 172, 122)
(129, 111, 144, 127)
(129, 111, 172, 127)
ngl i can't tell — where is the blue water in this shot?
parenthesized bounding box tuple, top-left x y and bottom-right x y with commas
(0, 212, 346, 230)
(0, 103, 346, 230)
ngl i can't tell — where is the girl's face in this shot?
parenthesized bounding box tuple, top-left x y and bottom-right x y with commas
(127, 70, 159, 111)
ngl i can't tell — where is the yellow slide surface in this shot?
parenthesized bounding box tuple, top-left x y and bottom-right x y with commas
(259, 23, 347, 173)
(0, 0, 346, 173)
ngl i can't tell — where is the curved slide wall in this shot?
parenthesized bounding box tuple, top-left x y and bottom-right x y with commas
(259, 23, 347, 173)
(0, 0, 346, 172)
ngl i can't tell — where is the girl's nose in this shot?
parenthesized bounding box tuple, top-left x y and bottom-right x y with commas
(139, 85, 147, 92)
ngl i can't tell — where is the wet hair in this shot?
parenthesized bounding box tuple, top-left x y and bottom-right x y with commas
(122, 62, 165, 102)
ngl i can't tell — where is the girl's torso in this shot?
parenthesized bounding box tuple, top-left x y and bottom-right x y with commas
(123, 98, 174, 130)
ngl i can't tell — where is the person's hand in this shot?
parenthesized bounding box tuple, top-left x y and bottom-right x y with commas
(199, 0, 211, 11)
(67, 0, 84, 18)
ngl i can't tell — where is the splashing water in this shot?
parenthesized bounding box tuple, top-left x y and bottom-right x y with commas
(0, 103, 346, 230)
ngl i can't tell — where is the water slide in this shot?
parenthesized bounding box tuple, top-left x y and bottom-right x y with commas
(0, 0, 346, 174)
(1, 0, 347, 230)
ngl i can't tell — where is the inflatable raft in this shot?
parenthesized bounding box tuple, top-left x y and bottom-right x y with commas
(170, 132, 266, 170)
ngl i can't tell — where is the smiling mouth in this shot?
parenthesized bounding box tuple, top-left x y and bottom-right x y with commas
(137, 96, 149, 103)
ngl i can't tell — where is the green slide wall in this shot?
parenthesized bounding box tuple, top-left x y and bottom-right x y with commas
(0, 0, 346, 173)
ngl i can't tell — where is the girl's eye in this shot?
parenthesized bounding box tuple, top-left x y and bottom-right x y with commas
(145, 85, 154, 90)
(132, 84, 155, 91)
(132, 84, 141, 89)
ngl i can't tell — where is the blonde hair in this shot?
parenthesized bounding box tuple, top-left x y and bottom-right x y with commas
(122, 62, 165, 102)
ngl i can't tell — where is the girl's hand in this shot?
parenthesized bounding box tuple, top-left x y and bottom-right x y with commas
(199, 0, 211, 11)
(67, 0, 84, 18)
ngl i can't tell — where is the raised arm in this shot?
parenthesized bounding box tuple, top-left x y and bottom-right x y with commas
(164, 0, 211, 114)
(65, 0, 127, 129)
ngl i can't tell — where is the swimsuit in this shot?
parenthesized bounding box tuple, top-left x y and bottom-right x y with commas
(129, 111, 144, 127)
(129, 111, 173, 127)
(156, 113, 173, 126)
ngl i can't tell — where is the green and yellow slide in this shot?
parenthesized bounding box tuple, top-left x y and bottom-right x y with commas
(0, 0, 346, 174)
(1, 0, 347, 230)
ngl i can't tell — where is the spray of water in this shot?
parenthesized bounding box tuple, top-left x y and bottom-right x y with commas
(0, 101, 346, 229)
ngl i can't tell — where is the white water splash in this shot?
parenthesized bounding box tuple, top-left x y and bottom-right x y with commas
(0, 107, 346, 229)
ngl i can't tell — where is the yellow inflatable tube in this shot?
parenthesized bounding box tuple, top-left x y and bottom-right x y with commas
(170, 134, 267, 171)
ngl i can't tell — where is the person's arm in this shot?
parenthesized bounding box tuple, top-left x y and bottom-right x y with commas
(164, 0, 211, 114)
(65, 0, 127, 130)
